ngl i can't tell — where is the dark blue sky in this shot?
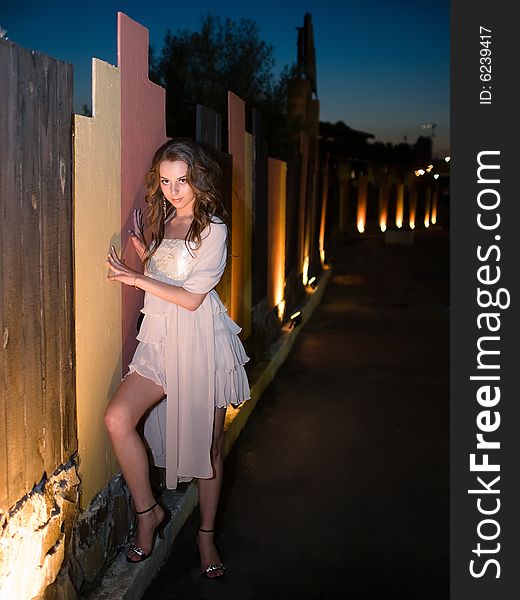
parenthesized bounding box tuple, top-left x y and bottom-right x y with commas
(1, 0, 449, 155)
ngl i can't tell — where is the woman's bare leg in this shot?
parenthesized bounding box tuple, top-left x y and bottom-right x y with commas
(196, 406, 227, 576)
(104, 372, 166, 560)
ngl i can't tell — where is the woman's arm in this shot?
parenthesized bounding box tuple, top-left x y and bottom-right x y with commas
(106, 246, 207, 312)
(107, 221, 227, 312)
(135, 273, 207, 311)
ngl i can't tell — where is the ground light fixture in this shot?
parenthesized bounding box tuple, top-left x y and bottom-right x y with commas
(289, 310, 303, 329)
(307, 276, 317, 290)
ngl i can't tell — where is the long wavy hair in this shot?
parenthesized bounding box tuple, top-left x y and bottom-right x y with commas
(143, 138, 227, 267)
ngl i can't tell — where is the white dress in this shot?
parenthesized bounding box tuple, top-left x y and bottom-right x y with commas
(125, 219, 250, 489)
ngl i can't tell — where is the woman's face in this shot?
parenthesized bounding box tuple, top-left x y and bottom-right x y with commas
(159, 160, 195, 216)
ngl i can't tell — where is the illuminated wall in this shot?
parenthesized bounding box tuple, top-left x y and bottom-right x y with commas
(298, 135, 310, 281)
(318, 154, 330, 264)
(357, 175, 368, 233)
(431, 184, 438, 224)
(409, 185, 417, 229)
(228, 92, 253, 334)
(395, 180, 404, 228)
(243, 133, 253, 337)
(267, 158, 287, 319)
(118, 12, 167, 370)
(424, 186, 432, 227)
(74, 13, 167, 507)
(379, 175, 389, 232)
(74, 59, 121, 508)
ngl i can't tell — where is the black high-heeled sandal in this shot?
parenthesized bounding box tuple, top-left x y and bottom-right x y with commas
(126, 501, 171, 564)
(197, 528, 226, 578)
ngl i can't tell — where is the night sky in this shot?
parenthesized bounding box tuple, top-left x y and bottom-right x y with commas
(1, 0, 449, 156)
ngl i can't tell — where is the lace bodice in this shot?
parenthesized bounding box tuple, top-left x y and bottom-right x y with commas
(145, 239, 197, 283)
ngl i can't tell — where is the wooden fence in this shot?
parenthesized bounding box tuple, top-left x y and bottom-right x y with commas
(0, 14, 440, 516)
(0, 38, 76, 512)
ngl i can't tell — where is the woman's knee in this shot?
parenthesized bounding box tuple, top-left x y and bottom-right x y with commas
(104, 403, 132, 436)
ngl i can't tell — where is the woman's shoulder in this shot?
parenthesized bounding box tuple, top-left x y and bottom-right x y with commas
(209, 215, 226, 227)
(202, 217, 227, 242)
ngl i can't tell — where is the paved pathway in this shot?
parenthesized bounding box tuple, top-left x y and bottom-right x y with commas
(143, 230, 449, 600)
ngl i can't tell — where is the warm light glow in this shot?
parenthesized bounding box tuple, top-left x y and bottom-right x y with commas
(319, 158, 329, 269)
(290, 310, 301, 320)
(445, 156, 451, 162)
(308, 276, 316, 286)
(409, 203, 416, 229)
(378, 180, 389, 235)
(409, 187, 417, 231)
(302, 256, 309, 286)
(434, 173, 439, 179)
(357, 176, 367, 235)
(426, 165, 433, 173)
(277, 299, 286, 320)
(273, 246, 285, 317)
(395, 181, 404, 229)
(415, 169, 425, 177)
(0, 528, 46, 599)
(431, 189, 438, 225)
(268, 158, 286, 327)
(379, 210, 387, 232)
(424, 187, 432, 230)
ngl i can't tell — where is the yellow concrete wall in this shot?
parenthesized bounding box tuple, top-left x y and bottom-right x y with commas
(74, 58, 121, 508)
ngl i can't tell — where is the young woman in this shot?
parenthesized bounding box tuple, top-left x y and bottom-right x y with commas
(104, 139, 250, 578)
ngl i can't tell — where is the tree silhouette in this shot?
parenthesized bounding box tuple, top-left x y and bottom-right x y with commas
(149, 14, 297, 159)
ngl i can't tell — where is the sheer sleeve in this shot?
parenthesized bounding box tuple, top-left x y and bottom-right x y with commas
(181, 221, 228, 294)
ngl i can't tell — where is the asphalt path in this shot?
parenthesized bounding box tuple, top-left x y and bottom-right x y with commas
(143, 229, 450, 600)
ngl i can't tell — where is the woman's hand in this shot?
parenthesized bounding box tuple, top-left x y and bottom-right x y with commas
(106, 245, 142, 288)
(128, 208, 147, 262)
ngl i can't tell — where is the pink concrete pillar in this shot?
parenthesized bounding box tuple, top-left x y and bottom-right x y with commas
(118, 12, 167, 372)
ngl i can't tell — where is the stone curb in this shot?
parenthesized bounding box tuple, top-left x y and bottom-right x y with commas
(87, 269, 332, 600)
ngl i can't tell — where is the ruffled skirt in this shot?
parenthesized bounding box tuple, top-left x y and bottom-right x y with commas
(126, 291, 250, 408)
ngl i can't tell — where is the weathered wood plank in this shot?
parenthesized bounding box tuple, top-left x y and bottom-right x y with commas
(38, 52, 62, 474)
(56, 59, 75, 462)
(19, 46, 45, 489)
(2, 42, 27, 506)
(0, 39, 11, 510)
